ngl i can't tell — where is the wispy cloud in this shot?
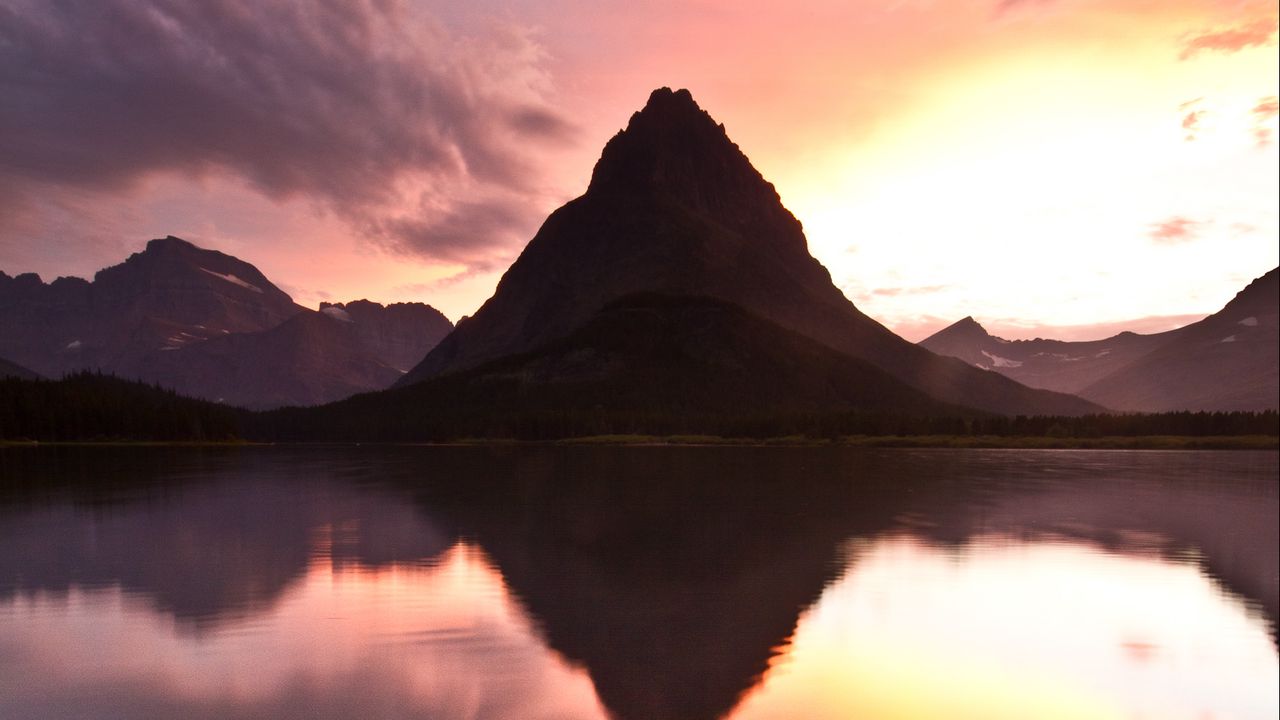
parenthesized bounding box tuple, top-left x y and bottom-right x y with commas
(1179, 18, 1278, 60)
(1181, 109, 1206, 141)
(1147, 216, 1202, 244)
(992, 0, 1055, 18)
(1250, 95, 1279, 148)
(869, 284, 950, 298)
(0, 0, 575, 271)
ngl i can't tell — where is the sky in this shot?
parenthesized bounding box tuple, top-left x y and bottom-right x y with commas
(0, 0, 1276, 341)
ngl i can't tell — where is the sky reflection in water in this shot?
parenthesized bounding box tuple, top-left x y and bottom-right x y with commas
(0, 447, 1275, 720)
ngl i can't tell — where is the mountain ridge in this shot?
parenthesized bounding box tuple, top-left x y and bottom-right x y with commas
(0, 236, 452, 408)
(922, 268, 1278, 411)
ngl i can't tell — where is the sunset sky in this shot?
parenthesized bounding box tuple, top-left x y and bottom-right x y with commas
(1, 0, 1276, 340)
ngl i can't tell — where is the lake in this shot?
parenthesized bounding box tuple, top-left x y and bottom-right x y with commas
(0, 446, 1275, 720)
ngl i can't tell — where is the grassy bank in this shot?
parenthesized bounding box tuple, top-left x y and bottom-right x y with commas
(5, 435, 1276, 450)
(556, 434, 1280, 449)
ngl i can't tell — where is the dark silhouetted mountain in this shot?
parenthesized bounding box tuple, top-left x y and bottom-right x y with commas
(398, 88, 1097, 416)
(0, 237, 453, 408)
(0, 357, 38, 380)
(260, 294, 973, 441)
(923, 268, 1278, 411)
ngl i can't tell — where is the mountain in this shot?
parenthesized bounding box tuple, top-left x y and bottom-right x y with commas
(0, 236, 304, 379)
(319, 299, 452, 372)
(259, 294, 973, 441)
(1080, 269, 1278, 411)
(137, 311, 403, 410)
(919, 317, 1168, 394)
(0, 237, 452, 408)
(922, 268, 1278, 411)
(398, 88, 1097, 417)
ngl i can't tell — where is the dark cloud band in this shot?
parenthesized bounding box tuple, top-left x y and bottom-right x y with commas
(0, 0, 573, 267)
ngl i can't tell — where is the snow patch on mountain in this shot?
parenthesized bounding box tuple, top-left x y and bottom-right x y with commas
(321, 306, 353, 322)
(200, 268, 263, 293)
(980, 350, 1023, 368)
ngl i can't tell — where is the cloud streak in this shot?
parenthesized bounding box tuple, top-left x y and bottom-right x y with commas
(1250, 95, 1279, 148)
(1147, 216, 1202, 244)
(0, 0, 573, 268)
(1179, 18, 1278, 60)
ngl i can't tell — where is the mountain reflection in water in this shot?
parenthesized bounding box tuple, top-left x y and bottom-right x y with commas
(0, 446, 1275, 720)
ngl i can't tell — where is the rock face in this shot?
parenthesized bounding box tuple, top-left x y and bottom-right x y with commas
(400, 88, 1097, 416)
(922, 268, 1279, 411)
(0, 236, 305, 380)
(319, 300, 452, 373)
(0, 237, 453, 409)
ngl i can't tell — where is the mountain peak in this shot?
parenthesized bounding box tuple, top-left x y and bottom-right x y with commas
(586, 88, 775, 213)
(924, 315, 992, 345)
(144, 235, 198, 253)
(638, 87, 704, 121)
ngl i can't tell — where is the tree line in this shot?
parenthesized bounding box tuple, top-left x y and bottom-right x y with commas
(0, 372, 240, 442)
(1, 372, 1276, 442)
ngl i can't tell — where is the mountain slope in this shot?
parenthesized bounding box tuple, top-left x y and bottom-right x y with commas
(1080, 269, 1278, 411)
(923, 268, 1278, 411)
(399, 88, 1097, 416)
(139, 310, 406, 410)
(919, 317, 1168, 394)
(319, 300, 452, 372)
(259, 294, 976, 442)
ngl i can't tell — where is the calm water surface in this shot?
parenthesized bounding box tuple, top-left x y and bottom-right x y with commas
(0, 446, 1275, 720)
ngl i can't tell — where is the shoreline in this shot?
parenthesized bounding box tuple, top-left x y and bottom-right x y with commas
(3, 435, 1277, 450)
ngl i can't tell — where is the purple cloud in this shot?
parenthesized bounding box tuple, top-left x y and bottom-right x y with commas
(0, 0, 574, 268)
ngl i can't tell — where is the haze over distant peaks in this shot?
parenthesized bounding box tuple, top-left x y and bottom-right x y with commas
(921, 268, 1278, 411)
(398, 87, 1096, 417)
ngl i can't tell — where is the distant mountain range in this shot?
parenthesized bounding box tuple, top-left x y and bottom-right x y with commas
(921, 268, 1278, 412)
(3, 88, 1272, 431)
(0, 237, 451, 409)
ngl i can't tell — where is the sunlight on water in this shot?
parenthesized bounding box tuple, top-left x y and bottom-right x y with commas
(732, 535, 1279, 720)
(0, 541, 607, 720)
